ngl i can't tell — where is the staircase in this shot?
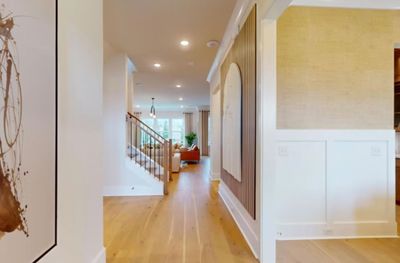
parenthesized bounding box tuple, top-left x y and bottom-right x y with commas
(126, 112, 172, 195)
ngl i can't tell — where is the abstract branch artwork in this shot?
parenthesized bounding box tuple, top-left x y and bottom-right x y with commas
(0, 5, 29, 240)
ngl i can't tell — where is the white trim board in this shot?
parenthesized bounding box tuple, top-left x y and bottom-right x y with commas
(103, 185, 163, 197)
(219, 181, 260, 258)
(275, 129, 398, 240)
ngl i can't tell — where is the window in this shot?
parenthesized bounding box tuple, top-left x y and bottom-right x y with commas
(142, 118, 155, 128)
(141, 118, 155, 144)
(140, 117, 184, 144)
(155, 118, 169, 139)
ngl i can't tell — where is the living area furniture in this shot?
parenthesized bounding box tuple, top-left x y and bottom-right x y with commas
(172, 153, 181, 173)
(180, 145, 200, 163)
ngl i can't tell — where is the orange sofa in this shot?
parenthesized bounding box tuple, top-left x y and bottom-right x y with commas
(180, 145, 200, 163)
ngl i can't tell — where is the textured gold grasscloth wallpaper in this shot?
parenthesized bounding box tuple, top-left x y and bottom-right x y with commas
(277, 7, 400, 129)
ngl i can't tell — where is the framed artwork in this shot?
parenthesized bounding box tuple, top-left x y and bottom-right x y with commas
(222, 63, 242, 182)
(0, 0, 57, 262)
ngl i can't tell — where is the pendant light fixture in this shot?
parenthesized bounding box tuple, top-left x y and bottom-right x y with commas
(149, 98, 156, 118)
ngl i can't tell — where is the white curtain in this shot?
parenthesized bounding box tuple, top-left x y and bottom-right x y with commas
(183, 112, 193, 136)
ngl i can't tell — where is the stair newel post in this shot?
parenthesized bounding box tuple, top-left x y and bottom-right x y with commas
(163, 141, 168, 195)
(169, 139, 173, 182)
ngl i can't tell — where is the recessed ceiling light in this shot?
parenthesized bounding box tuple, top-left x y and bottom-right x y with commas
(179, 97, 183, 101)
(136, 105, 141, 108)
(176, 84, 182, 88)
(180, 40, 189, 47)
(154, 63, 161, 68)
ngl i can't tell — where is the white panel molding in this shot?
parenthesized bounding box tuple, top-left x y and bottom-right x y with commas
(103, 185, 163, 197)
(275, 130, 398, 240)
(92, 247, 106, 263)
(219, 182, 260, 259)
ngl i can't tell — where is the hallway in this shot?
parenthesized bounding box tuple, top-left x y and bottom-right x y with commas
(104, 158, 258, 263)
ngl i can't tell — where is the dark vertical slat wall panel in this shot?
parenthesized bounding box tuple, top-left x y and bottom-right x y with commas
(220, 5, 257, 219)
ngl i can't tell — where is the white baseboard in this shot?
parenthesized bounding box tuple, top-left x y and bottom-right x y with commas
(219, 182, 259, 259)
(103, 185, 163, 196)
(276, 222, 398, 240)
(92, 247, 106, 263)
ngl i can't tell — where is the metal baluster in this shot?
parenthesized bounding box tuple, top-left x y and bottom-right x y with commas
(150, 136, 156, 176)
(144, 133, 147, 170)
(134, 124, 137, 163)
(153, 137, 156, 177)
(130, 118, 133, 160)
(140, 126, 143, 167)
(149, 136, 151, 174)
(158, 142, 160, 179)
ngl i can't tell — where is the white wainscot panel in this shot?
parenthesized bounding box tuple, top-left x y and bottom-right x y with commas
(275, 130, 397, 240)
(276, 141, 327, 225)
(329, 141, 388, 223)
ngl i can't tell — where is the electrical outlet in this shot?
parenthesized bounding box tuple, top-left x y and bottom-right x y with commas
(371, 146, 382, 157)
(278, 146, 289, 156)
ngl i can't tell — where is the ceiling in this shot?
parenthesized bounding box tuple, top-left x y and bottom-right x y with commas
(104, 0, 236, 110)
(291, 0, 400, 9)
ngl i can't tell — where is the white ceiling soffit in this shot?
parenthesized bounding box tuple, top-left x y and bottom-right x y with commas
(104, 0, 236, 109)
(291, 0, 400, 10)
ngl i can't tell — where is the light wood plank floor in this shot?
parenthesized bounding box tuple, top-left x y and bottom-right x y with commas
(105, 158, 400, 263)
(104, 158, 258, 263)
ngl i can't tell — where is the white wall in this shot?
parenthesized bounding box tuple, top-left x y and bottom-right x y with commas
(210, 85, 222, 181)
(103, 44, 163, 196)
(42, 0, 105, 262)
(275, 130, 397, 239)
